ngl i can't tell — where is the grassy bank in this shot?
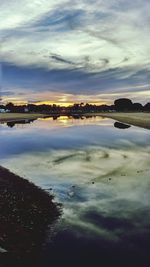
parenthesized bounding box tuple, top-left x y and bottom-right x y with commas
(0, 113, 48, 122)
(86, 112, 150, 130)
(1, 112, 149, 129)
(0, 166, 60, 253)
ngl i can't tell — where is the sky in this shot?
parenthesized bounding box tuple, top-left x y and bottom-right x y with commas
(0, 0, 150, 105)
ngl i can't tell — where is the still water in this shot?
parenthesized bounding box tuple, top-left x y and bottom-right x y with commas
(0, 116, 150, 266)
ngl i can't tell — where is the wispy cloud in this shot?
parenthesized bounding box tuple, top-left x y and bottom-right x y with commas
(0, 0, 150, 103)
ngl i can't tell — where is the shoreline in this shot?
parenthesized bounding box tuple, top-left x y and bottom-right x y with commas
(0, 112, 150, 130)
(85, 112, 150, 130)
(0, 166, 60, 253)
(0, 113, 48, 123)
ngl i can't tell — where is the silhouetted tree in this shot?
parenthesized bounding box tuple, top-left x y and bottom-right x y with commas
(2, 99, 149, 115)
(144, 103, 150, 112)
(132, 103, 143, 111)
(6, 102, 15, 112)
(114, 98, 133, 111)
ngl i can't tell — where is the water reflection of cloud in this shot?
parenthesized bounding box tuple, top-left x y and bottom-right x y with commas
(0, 117, 149, 159)
(2, 145, 150, 243)
(0, 118, 150, 262)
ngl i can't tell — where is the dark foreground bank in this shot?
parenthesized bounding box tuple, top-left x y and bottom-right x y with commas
(0, 166, 60, 254)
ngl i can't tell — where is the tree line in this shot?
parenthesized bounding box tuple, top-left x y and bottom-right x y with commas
(0, 98, 150, 114)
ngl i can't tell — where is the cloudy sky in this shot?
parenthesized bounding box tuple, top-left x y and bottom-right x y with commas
(0, 0, 150, 105)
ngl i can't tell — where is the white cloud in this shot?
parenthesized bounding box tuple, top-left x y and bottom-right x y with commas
(0, 0, 67, 30)
(0, 0, 150, 77)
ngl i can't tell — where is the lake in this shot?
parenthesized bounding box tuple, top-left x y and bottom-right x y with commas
(0, 116, 150, 267)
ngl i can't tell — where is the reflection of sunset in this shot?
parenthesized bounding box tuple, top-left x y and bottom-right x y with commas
(39, 116, 71, 127)
(57, 116, 69, 126)
(36, 116, 111, 129)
